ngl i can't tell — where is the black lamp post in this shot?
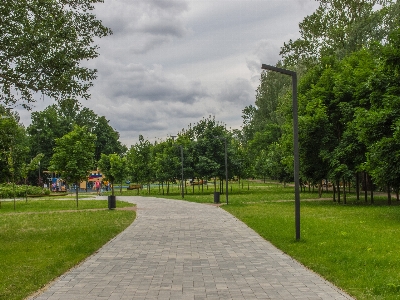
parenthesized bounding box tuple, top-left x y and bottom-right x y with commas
(37, 128, 42, 186)
(215, 136, 228, 205)
(171, 136, 184, 199)
(261, 64, 300, 240)
(179, 144, 184, 199)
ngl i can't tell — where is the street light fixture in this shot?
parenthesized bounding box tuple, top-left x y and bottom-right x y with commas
(261, 64, 300, 240)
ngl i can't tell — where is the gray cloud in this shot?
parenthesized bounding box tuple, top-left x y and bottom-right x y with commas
(217, 79, 254, 105)
(97, 63, 208, 103)
(96, 0, 189, 54)
(16, 0, 319, 147)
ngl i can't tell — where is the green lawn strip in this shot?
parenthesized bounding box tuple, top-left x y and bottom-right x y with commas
(0, 199, 133, 213)
(0, 201, 135, 300)
(115, 181, 323, 202)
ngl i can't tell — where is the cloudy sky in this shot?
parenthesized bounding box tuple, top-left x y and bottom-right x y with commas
(18, 0, 319, 147)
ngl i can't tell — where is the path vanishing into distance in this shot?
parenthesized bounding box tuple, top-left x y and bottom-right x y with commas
(29, 196, 353, 300)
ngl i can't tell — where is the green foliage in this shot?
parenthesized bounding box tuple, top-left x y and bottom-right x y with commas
(153, 141, 181, 185)
(253, 68, 291, 133)
(280, 0, 395, 65)
(0, 0, 112, 109)
(0, 184, 49, 198)
(49, 125, 96, 204)
(27, 99, 125, 173)
(126, 135, 153, 185)
(0, 111, 30, 184)
(98, 153, 127, 195)
(245, 1, 400, 195)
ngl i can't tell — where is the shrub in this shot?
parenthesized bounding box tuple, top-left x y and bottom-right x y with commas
(0, 184, 50, 198)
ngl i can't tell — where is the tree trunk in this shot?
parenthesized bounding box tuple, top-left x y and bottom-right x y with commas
(356, 173, 360, 201)
(370, 175, 374, 204)
(111, 180, 115, 196)
(167, 181, 170, 195)
(336, 180, 341, 204)
(333, 182, 336, 202)
(318, 180, 322, 198)
(343, 178, 346, 204)
(364, 172, 368, 203)
(75, 182, 79, 207)
(12, 174, 16, 210)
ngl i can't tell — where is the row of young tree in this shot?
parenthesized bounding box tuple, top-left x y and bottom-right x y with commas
(240, 0, 400, 204)
(124, 116, 251, 194)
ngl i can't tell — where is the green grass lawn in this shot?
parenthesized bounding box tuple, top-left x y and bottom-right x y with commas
(3, 181, 400, 300)
(0, 199, 135, 300)
(129, 180, 400, 300)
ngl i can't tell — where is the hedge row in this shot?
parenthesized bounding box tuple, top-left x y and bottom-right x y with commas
(0, 184, 50, 198)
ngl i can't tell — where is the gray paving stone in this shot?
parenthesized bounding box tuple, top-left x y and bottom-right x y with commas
(29, 196, 354, 300)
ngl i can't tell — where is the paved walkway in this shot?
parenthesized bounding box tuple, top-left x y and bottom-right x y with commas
(30, 197, 353, 300)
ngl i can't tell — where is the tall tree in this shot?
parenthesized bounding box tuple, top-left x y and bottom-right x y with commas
(28, 99, 124, 175)
(353, 28, 400, 203)
(49, 125, 96, 206)
(0, 0, 112, 109)
(126, 135, 154, 192)
(98, 153, 127, 196)
(0, 109, 29, 184)
(280, 0, 394, 65)
(93, 116, 126, 162)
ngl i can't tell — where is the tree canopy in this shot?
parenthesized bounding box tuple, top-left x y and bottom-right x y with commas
(0, 0, 111, 109)
(49, 124, 96, 205)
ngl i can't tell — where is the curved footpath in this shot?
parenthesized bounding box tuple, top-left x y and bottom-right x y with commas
(30, 196, 353, 300)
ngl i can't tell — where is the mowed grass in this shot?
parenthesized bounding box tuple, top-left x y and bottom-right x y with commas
(136, 181, 400, 300)
(0, 199, 135, 300)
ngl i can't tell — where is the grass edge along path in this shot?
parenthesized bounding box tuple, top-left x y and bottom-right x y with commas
(0, 200, 136, 300)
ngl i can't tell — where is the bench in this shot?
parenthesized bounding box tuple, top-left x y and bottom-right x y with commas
(127, 184, 142, 190)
